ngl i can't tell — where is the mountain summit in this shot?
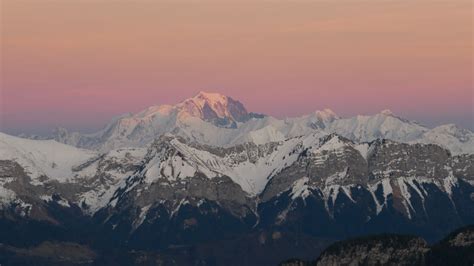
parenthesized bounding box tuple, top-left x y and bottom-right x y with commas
(1, 92, 473, 265)
(175, 91, 252, 127)
(52, 92, 266, 150)
(126, 91, 251, 125)
(48, 91, 474, 154)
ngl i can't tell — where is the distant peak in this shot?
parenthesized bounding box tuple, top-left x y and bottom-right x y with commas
(380, 109, 394, 116)
(319, 108, 337, 115)
(176, 91, 251, 126)
(193, 91, 228, 103)
(196, 90, 225, 98)
(316, 108, 339, 118)
(433, 123, 471, 134)
(436, 123, 458, 129)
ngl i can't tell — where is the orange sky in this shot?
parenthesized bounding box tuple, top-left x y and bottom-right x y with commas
(1, 0, 473, 134)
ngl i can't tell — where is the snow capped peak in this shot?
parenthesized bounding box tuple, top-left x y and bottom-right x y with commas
(315, 108, 339, 121)
(380, 109, 395, 116)
(194, 91, 229, 104)
(137, 105, 174, 117)
(176, 91, 249, 126)
(45, 91, 473, 155)
(419, 123, 473, 154)
(431, 124, 471, 135)
(182, 91, 229, 113)
(185, 91, 236, 110)
(0, 132, 97, 182)
(326, 109, 427, 143)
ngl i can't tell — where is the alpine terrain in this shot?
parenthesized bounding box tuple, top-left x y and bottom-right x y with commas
(1, 92, 473, 265)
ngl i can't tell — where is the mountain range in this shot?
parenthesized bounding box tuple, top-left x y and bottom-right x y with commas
(50, 91, 473, 154)
(1, 91, 473, 265)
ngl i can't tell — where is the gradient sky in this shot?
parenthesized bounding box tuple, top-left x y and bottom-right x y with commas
(1, 0, 473, 135)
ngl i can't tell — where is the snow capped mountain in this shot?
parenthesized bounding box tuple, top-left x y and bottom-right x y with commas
(419, 124, 474, 155)
(51, 91, 267, 151)
(0, 132, 96, 183)
(1, 91, 472, 239)
(47, 92, 473, 155)
(0, 127, 473, 259)
(326, 109, 427, 143)
(3, 129, 471, 216)
(119, 132, 331, 196)
(0, 132, 146, 215)
(177, 91, 251, 125)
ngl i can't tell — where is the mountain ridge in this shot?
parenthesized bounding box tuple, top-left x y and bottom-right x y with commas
(37, 91, 474, 155)
(1, 91, 473, 265)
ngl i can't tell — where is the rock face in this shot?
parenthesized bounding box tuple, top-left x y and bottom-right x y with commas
(2, 92, 473, 265)
(257, 135, 473, 241)
(0, 126, 473, 264)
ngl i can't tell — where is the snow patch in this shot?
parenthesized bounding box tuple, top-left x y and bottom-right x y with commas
(290, 177, 311, 200)
(133, 204, 152, 229)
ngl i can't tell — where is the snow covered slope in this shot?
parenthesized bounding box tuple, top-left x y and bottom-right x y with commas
(52, 91, 267, 151)
(48, 92, 473, 155)
(49, 92, 338, 151)
(326, 110, 428, 143)
(0, 129, 472, 242)
(0, 132, 146, 214)
(0, 132, 96, 183)
(419, 124, 474, 155)
(126, 133, 328, 196)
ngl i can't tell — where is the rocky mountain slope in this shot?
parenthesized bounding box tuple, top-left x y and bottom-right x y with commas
(0, 130, 473, 263)
(1, 92, 473, 265)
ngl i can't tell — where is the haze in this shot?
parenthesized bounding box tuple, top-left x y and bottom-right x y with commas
(1, 0, 472, 135)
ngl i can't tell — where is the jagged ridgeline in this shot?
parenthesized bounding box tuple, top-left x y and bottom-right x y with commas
(50, 92, 474, 154)
(1, 92, 473, 265)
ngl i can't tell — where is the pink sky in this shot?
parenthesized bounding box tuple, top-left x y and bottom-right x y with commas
(1, 0, 473, 135)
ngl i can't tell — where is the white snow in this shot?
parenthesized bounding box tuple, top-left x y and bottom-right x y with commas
(290, 177, 311, 200)
(381, 178, 393, 200)
(39, 195, 53, 202)
(368, 183, 383, 214)
(132, 204, 152, 229)
(366, 175, 460, 220)
(416, 124, 474, 155)
(57, 198, 70, 208)
(366, 178, 392, 214)
(137, 133, 326, 196)
(0, 132, 97, 183)
(77, 148, 147, 214)
(317, 136, 347, 152)
(327, 111, 428, 144)
(354, 143, 370, 159)
(442, 169, 458, 197)
(0, 186, 16, 206)
(48, 92, 473, 156)
(397, 179, 414, 218)
(0, 132, 148, 214)
(170, 199, 189, 217)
